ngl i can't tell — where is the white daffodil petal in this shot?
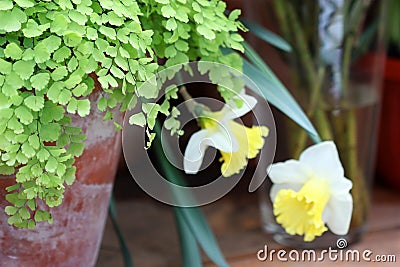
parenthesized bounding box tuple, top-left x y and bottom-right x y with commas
(330, 177, 353, 194)
(206, 129, 239, 153)
(323, 193, 353, 235)
(222, 93, 257, 120)
(268, 160, 310, 185)
(183, 130, 209, 174)
(299, 141, 344, 181)
(270, 183, 303, 202)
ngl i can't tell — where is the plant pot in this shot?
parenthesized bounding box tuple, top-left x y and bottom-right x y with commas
(0, 92, 122, 267)
(376, 57, 400, 190)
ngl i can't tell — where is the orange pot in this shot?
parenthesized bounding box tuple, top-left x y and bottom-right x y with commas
(0, 92, 122, 267)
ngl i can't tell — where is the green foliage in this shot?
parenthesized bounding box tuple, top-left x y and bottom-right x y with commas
(0, 0, 244, 229)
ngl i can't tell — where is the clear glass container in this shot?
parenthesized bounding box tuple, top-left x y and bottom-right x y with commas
(246, 0, 386, 248)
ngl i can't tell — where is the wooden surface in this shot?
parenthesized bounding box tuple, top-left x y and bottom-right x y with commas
(97, 185, 400, 267)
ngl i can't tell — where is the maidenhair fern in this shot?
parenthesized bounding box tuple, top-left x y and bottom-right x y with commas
(0, 0, 244, 228)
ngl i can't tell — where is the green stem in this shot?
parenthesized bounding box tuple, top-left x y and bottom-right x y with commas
(292, 68, 328, 158)
(272, 0, 292, 44)
(284, 2, 317, 86)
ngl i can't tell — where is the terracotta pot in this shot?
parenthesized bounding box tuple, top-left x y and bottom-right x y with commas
(0, 92, 122, 267)
(376, 57, 400, 190)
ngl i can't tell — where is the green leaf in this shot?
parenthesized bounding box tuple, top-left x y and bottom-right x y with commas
(110, 66, 124, 79)
(5, 206, 18, 216)
(67, 142, 85, 157)
(47, 81, 64, 103)
(99, 26, 116, 40)
(197, 25, 215, 40)
(4, 43, 23, 60)
(58, 89, 72, 105)
(19, 207, 30, 220)
(28, 134, 40, 150)
(175, 40, 189, 52)
(14, 0, 35, 8)
(174, 208, 202, 267)
(39, 123, 61, 142)
(77, 41, 94, 55)
(13, 60, 35, 80)
(45, 157, 58, 173)
(67, 98, 77, 114)
(23, 19, 46, 38)
(16, 151, 28, 164)
(76, 99, 90, 117)
(53, 46, 71, 63)
(24, 95, 44, 112)
(137, 81, 158, 99)
(0, 0, 13, 10)
(5, 71, 24, 90)
(118, 47, 130, 58)
(97, 97, 107, 111)
(15, 105, 33, 125)
(86, 27, 98, 40)
(0, 165, 14, 175)
(21, 142, 36, 158)
(165, 45, 177, 58)
(34, 43, 51, 64)
(64, 166, 76, 185)
(72, 83, 87, 97)
(0, 10, 22, 32)
(42, 36, 62, 54)
(30, 73, 50, 91)
(67, 57, 78, 72)
(50, 14, 69, 34)
(129, 112, 146, 127)
(40, 101, 65, 123)
(34, 210, 52, 223)
(161, 5, 176, 18)
(241, 19, 291, 52)
(153, 123, 229, 267)
(8, 116, 24, 133)
(0, 58, 12, 75)
(27, 199, 36, 211)
(51, 66, 68, 81)
(63, 32, 82, 47)
(37, 148, 50, 162)
(165, 18, 177, 31)
(68, 10, 87, 26)
(242, 59, 321, 143)
(175, 9, 189, 23)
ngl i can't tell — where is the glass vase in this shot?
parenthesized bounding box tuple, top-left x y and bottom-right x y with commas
(247, 0, 386, 248)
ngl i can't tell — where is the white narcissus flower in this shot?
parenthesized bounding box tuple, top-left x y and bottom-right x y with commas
(183, 93, 269, 177)
(269, 141, 353, 242)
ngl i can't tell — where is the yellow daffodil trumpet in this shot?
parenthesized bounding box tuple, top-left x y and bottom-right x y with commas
(269, 141, 353, 242)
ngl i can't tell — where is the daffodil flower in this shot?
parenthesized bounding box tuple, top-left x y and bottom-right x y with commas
(183, 92, 269, 177)
(269, 141, 353, 242)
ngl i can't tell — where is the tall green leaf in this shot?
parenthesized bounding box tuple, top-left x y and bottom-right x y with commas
(242, 44, 321, 144)
(109, 195, 134, 267)
(241, 19, 292, 52)
(154, 122, 229, 267)
(174, 208, 202, 267)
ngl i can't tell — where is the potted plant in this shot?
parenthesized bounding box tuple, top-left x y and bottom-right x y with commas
(376, 0, 400, 190)
(0, 1, 245, 266)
